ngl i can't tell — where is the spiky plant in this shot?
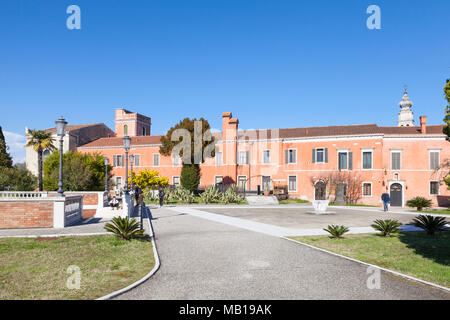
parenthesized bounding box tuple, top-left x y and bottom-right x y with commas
(412, 215, 448, 235)
(406, 197, 433, 211)
(221, 184, 242, 204)
(200, 186, 220, 204)
(371, 219, 402, 236)
(323, 225, 349, 239)
(104, 216, 144, 240)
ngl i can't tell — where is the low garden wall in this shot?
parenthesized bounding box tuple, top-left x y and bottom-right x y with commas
(0, 192, 83, 229)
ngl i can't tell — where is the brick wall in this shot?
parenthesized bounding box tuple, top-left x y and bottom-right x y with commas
(0, 201, 53, 229)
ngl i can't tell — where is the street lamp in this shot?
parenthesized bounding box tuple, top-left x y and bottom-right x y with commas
(123, 136, 131, 193)
(55, 116, 67, 197)
(129, 154, 134, 191)
(104, 157, 109, 192)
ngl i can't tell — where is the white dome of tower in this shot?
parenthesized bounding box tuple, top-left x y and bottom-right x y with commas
(398, 89, 415, 127)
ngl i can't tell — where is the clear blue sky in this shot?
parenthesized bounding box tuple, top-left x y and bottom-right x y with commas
(1, 0, 449, 162)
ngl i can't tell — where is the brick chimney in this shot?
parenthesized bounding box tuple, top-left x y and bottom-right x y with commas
(420, 116, 427, 134)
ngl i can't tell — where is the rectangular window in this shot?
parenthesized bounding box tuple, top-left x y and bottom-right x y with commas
(288, 176, 297, 192)
(215, 176, 223, 188)
(172, 154, 180, 166)
(430, 181, 439, 195)
(237, 176, 246, 191)
(153, 154, 160, 166)
(173, 176, 180, 187)
(116, 177, 122, 190)
(430, 151, 440, 170)
(262, 176, 271, 190)
(113, 155, 123, 167)
(391, 151, 401, 170)
(362, 183, 372, 196)
(238, 151, 249, 165)
(338, 152, 348, 170)
(316, 148, 324, 163)
(285, 149, 296, 164)
(263, 150, 270, 164)
(134, 155, 140, 166)
(215, 152, 223, 166)
(362, 151, 372, 169)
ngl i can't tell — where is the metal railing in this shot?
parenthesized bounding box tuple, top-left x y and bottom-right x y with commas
(0, 191, 49, 199)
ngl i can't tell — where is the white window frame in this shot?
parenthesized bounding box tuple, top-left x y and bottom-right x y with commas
(172, 153, 181, 166)
(153, 153, 160, 167)
(287, 148, 297, 164)
(237, 175, 247, 191)
(390, 150, 402, 171)
(429, 150, 440, 170)
(361, 148, 373, 170)
(263, 150, 271, 164)
(114, 155, 124, 167)
(429, 181, 440, 196)
(214, 175, 223, 188)
(288, 175, 297, 192)
(315, 148, 325, 163)
(362, 182, 372, 197)
(238, 151, 249, 165)
(115, 176, 123, 190)
(261, 176, 271, 190)
(337, 149, 349, 171)
(172, 176, 180, 187)
(133, 154, 141, 167)
(215, 151, 223, 166)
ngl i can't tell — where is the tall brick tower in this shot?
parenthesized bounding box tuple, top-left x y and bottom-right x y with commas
(115, 108, 151, 137)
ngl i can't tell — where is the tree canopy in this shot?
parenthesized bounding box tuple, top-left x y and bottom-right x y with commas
(0, 126, 13, 168)
(0, 163, 37, 191)
(131, 169, 169, 190)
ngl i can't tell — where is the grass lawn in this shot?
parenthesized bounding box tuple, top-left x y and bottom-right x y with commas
(289, 231, 450, 288)
(279, 199, 309, 204)
(0, 235, 155, 300)
(408, 209, 450, 215)
(329, 203, 378, 207)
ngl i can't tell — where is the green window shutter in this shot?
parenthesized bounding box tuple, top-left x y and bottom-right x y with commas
(325, 148, 328, 163)
(285, 150, 288, 164)
(348, 152, 353, 170)
(312, 149, 316, 163)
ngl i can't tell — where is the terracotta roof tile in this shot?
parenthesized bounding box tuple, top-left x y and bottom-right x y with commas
(79, 135, 164, 148)
(44, 123, 105, 133)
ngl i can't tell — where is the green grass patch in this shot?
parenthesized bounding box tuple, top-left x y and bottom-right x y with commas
(408, 209, 450, 215)
(329, 203, 378, 207)
(289, 231, 450, 288)
(0, 235, 155, 300)
(279, 199, 310, 204)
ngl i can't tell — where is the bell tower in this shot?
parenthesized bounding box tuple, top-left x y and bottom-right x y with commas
(398, 89, 415, 127)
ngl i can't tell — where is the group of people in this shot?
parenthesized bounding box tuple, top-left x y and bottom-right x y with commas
(108, 186, 165, 209)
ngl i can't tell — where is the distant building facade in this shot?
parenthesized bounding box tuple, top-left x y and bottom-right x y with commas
(25, 123, 115, 176)
(78, 93, 450, 207)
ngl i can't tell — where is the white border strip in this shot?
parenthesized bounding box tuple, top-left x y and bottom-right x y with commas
(96, 212, 161, 300)
(283, 236, 450, 293)
(0, 232, 109, 239)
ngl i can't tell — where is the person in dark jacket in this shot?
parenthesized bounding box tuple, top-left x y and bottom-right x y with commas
(381, 191, 390, 212)
(159, 188, 165, 207)
(134, 185, 141, 203)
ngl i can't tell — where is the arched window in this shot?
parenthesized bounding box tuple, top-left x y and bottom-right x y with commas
(142, 126, 146, 136)
(123, 125, 128, 136)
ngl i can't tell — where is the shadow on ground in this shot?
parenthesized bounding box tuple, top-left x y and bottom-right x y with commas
(398, 231, 450, 266)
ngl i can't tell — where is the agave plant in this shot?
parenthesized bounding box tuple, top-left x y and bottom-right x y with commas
(323, 225, 349, 239)
(406, 197, 432, 211)
(412, 215, 448, 235)
(104, 216, 144, 240)
(221, 184, 242, 204)
(200, 186, 220, 204)
(371, 219, 402, 236)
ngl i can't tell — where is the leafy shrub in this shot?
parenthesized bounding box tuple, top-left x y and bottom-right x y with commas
(143, 189, 159, 203)
(200, 186, 220, 204)
(406, 197, 433, 211)
(166, 186, 195, 203)
(323, 225, 349, 239)
(104, 216, 144, 240)
(371, 219, 402, 236)
(412, 215, 448, 235)
(221, 184, 242, 204)
(0, 164, 37, 191)
(181, 164, 200, 193)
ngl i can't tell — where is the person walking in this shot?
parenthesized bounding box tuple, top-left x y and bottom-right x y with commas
(159, 188, 165, 207)
(381, 190, 390, 212)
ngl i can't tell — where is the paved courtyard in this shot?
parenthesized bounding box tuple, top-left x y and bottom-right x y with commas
(202, 207, 418, 229)
(117, 207, 450, 300)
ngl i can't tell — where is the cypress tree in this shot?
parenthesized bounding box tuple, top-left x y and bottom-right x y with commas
(0, 126, 13, 168)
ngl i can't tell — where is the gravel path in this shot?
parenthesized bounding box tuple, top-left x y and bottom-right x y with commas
(117, 207, 449, 300)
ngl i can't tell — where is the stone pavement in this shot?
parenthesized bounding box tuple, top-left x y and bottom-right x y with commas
(116, 206, 449, 300)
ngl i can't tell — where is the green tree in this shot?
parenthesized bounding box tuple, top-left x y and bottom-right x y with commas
(26, 129, 56, 191)
(160, 118, 215, 192)
(0, 126, 13, 168)
(0, 164, 37, 191)
(43, 151, 112, 191)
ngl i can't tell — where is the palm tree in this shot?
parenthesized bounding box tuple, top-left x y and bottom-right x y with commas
(26, 130, 56, 191)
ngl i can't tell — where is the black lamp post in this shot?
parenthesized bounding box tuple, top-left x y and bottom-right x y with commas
(104, 157, 109, 192)
(123, 136, 131, 193)
(55, 117, 67, 197)
(129, 154, 134, 191)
